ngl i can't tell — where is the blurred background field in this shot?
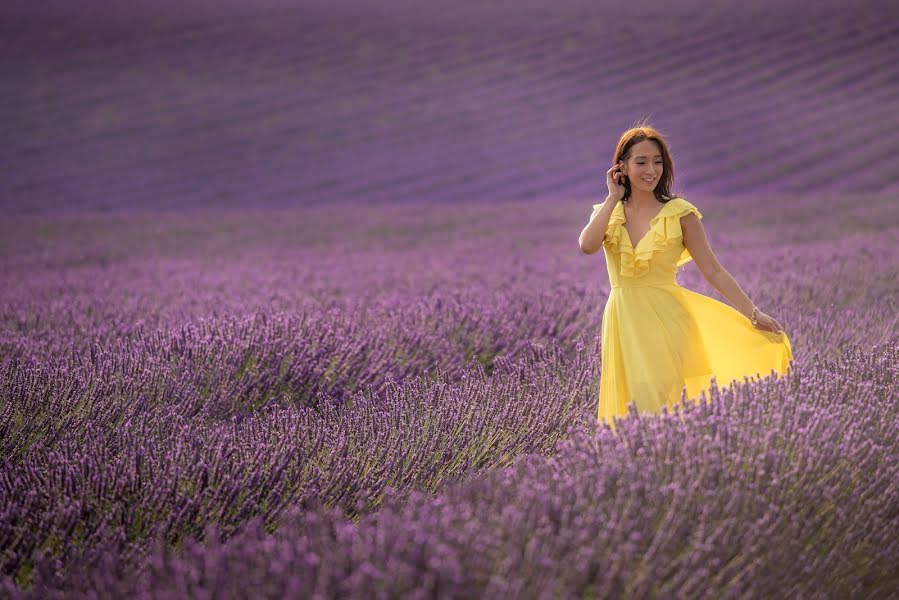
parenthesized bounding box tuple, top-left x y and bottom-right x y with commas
(3, 0, 899, 214)
(2, 0, 898, 597)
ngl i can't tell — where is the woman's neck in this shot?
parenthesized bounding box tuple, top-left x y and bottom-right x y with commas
(626, 190, 660, 210)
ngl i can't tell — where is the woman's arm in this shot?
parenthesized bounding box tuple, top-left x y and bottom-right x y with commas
(680, 213, 755, 318)
(579, 195, 616, 254)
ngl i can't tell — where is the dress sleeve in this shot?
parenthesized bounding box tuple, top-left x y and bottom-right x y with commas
(589, 200, 620, 247)
(672, 198, 703, 267)
(672, 198, 702, 221)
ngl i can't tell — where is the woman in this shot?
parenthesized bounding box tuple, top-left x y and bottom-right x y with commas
(579, 123, 793, 432)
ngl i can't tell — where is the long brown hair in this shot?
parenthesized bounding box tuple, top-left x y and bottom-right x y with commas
(612, 119, 678, 204)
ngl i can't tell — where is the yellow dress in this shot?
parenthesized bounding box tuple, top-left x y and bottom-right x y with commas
(590, 196, 794, 431)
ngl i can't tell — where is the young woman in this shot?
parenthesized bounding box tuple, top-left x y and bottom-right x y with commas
(579, 123, 793, 432)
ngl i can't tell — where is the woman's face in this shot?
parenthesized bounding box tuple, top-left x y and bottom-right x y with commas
(621, 140, 663, 192)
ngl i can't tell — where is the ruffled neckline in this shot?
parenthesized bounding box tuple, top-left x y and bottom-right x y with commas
(611, 199, 672, 249)
(593, 197, 701, 278)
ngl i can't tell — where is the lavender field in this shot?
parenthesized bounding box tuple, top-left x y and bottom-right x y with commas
(2, 0, 899, 598)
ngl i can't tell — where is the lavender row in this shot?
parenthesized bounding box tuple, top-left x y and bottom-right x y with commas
(2, 192, 895, 370)
(0, 288, 588, 458)
(0, 334, 597, 589)
(7, 342, 896, 598)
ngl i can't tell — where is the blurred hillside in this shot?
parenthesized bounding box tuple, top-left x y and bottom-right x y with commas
(2, 0, 898, 214)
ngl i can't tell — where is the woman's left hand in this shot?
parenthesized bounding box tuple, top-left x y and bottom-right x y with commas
(753, 310, 784, 334)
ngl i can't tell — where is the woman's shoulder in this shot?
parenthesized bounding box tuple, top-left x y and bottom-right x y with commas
(663, 196, 702, 219)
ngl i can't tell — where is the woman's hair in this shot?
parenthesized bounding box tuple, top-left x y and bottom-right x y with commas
(612, 118, 678, 203)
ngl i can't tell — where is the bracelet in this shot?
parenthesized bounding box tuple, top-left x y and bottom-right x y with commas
(750, 306, 759, 326)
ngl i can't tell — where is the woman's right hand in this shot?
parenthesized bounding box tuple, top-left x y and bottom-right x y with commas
(752, 310, 785, 334)
(606, 161, 626, 202)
